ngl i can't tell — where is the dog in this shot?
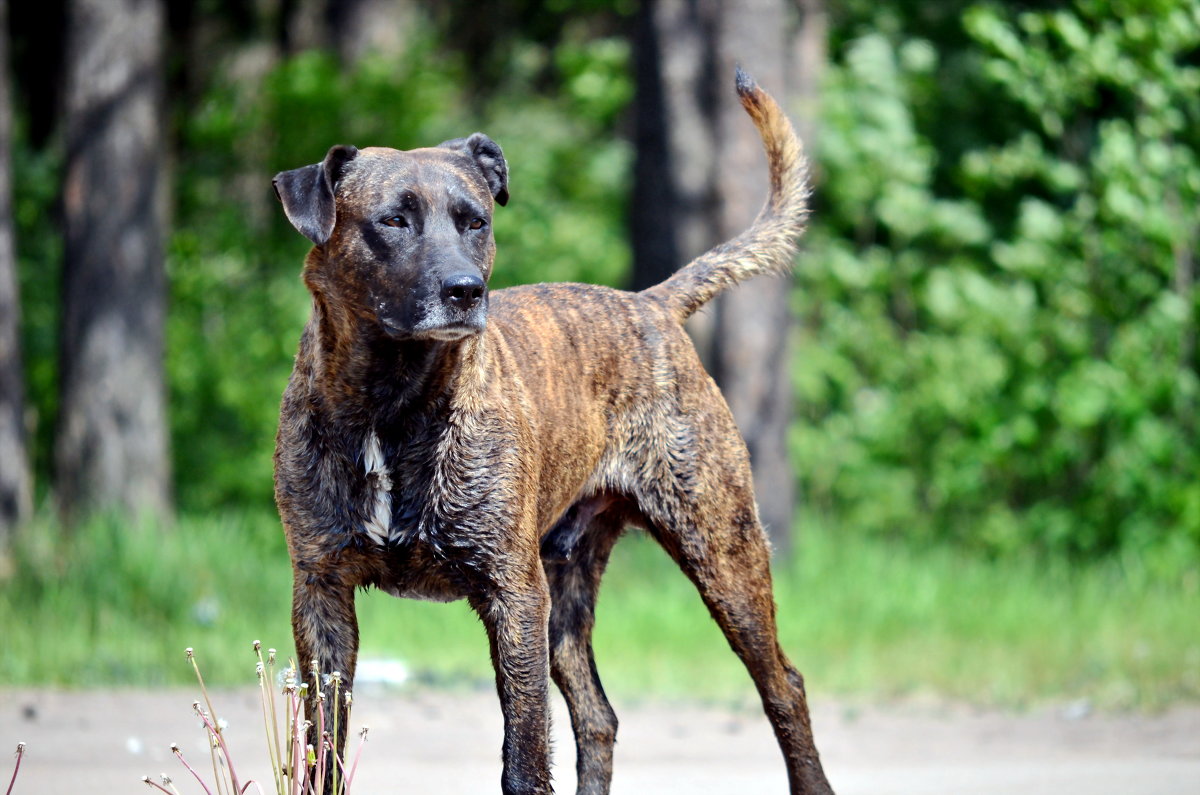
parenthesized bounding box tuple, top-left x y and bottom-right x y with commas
(271, 68, 832, 795)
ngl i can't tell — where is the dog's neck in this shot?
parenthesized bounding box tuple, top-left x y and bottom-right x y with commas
(303, 293, 487, 426)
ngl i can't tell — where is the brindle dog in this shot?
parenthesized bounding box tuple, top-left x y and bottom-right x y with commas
(272, 69, 833, 795)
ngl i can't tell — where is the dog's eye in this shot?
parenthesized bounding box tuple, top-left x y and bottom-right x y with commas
(381, 215, 408, 228)
(468, 218, 486, 231)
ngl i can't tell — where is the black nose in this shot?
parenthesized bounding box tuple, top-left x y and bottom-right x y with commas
(441, 273, 486, 310)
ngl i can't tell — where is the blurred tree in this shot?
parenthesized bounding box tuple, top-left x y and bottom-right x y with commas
(282, 0, 414, 62)
(633, 0, 821, 552)
(56, 0, 171, 521)
(0, 0, 31, 548)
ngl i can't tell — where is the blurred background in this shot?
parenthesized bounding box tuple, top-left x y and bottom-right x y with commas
(0, 0, 1197, 712)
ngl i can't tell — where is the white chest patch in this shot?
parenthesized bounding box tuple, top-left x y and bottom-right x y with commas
(362, 431, 394, 546)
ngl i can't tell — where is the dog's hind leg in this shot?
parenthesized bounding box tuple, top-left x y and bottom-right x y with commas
(542, 506, 624, 795)
(638, 433, 834, 795)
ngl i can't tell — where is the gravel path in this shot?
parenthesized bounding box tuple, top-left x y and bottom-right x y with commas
(3, 686, 1198, 793)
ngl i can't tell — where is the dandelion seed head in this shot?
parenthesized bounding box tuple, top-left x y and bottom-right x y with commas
(185, 648, 194, 659)
(253, 639, 262, 652)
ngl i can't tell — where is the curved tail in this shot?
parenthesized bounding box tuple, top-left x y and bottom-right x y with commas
(642, 68, 809, 323)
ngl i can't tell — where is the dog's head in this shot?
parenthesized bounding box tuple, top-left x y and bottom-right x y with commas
(273, 134, 508, 342)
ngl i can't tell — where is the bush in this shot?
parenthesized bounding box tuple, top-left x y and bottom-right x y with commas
(796, 3, 1200, 566)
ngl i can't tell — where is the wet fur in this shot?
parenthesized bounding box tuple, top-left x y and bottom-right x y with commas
(273, 71, 832, 794)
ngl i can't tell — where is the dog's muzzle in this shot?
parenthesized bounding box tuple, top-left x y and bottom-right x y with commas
(377, 273, 489, 341)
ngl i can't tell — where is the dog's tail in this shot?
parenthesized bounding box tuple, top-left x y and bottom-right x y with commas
(641, 68, 809, 324)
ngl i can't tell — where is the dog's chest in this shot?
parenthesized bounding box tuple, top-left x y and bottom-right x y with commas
(361, 431, 398, 545)
(354, 428, 434, 547)
(351, 418, 514, 551)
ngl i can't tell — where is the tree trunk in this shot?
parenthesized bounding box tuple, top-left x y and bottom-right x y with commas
(0, 0, 31, 551)
(327, 0, 413, 64)
(633, 0, 818, 553)
(57, 0, 171, 521)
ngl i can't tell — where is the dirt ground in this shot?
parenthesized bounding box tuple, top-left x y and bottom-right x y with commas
(3, 685, 1198, 793)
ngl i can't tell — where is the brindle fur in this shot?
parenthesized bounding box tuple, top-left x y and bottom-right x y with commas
(272, 70, 833, 794)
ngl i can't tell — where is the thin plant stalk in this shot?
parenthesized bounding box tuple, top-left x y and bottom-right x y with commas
(172, 743, 216, 795)
(186, 649, 223, 742)
(346, 728, 368, 790)
(330, 673, 340, 795)
(313, 697, 326, 795)
(206, 720, 228, 795)
(187, 648, 233, 795)
(290, 684, 306, 795)
(6, 742, 25, 795)
(254, 653, 284, 795)
(195, 703, 246, 795)
(141, 776, 175, 793)
(258, 645, 286, 795)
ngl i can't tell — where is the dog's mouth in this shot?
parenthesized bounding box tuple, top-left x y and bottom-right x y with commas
(377, 311, 485, 342)
(411, 323, 483, 342)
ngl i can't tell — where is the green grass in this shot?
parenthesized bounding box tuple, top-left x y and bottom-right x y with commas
(1, 510, 1197, 710)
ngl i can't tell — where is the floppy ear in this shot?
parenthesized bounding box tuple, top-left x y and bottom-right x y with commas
(272, 145, 359, 245)
(438, 132, 509, 206)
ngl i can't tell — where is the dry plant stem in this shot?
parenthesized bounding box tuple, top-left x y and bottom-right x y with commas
(314, 698, 326, 795)
(346, 728, 368, 789)
(260, 646, 286, 795)
(290, 686, 305, 795)
(255, 659, 284, 795)
(5, 742, 25, 795)
(195, 704, 245, 794)
(172, 744, 216, 795)
(187, 650, 223, 743)
(187, 649, 234, 795)
(310, 660, 326, 795)
(330, 675, 340, 795)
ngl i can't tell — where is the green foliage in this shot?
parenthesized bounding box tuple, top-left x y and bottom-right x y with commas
(797, 2, 1200, 565)
(167, 36, 631, 510)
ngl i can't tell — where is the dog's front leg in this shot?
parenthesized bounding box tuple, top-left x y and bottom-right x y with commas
(291, 571, 359, 780)
(473, 559, 554, 795)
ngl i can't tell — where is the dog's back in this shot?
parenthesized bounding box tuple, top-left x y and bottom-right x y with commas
(484, 67, 807, 542)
